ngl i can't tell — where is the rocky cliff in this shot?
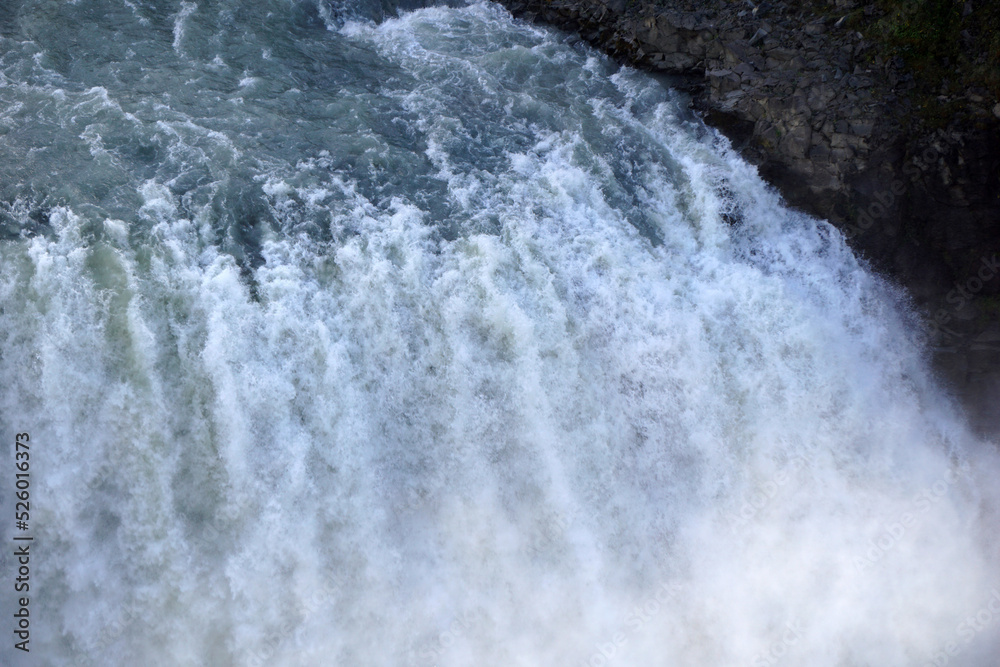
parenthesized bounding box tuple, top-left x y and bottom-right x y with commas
(494, 0, 1000, 434)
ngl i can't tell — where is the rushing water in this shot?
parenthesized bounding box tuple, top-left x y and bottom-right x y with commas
(1, 1, 998, 665)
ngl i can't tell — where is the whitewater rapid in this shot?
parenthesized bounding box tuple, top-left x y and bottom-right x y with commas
(0, 1, 998, 665)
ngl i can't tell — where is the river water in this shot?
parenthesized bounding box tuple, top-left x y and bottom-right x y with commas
(1, 1, 998, 665)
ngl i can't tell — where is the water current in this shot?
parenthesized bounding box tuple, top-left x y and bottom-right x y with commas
(0, 1, 998, 665)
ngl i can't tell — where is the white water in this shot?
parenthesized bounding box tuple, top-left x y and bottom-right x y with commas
(0, 2, 998, 665)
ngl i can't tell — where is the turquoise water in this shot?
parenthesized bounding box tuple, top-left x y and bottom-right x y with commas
(1, 1, 998, 665)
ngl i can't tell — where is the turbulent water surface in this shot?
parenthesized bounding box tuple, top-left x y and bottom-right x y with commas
(1, 1, 999, 665)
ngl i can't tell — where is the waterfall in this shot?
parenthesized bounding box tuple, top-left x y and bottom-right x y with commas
(0, 1, 997, 665)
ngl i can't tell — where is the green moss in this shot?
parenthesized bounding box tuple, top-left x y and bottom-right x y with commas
(979, 295, 1000, 317)
(869, 0, 1000, 104)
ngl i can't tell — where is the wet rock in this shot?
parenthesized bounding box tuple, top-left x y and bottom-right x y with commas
(748, 27, 768, 45)
(492, 0, 1000, 433)
(805, 21, 827, 35)
(849, 120, 874, 136)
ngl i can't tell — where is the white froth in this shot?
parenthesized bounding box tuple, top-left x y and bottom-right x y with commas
(0, 2, 997, 666)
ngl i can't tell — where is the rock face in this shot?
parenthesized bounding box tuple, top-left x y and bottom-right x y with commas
(494, 0, 1000, 435)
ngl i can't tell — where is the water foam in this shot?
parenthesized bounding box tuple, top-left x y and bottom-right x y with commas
(0, 2, 998, 666)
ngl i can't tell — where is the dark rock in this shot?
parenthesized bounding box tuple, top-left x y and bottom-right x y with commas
(849, 120, 874, 136)
(748, 27, 768, 45)
(492, 0, 1000, 435)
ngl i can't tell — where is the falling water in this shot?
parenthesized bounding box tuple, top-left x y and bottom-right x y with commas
(0, 1, 998, 665)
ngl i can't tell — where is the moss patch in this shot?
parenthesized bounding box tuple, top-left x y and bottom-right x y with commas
(870, 0, 1000, 100)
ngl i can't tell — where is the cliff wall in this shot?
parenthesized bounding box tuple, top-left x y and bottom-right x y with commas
(494, 0, 1000, 433)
